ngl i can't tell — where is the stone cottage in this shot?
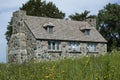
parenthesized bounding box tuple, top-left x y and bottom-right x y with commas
(8, 10, 107, 63)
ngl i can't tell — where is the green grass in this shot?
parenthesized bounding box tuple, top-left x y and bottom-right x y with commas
(0, 51, 120, 80)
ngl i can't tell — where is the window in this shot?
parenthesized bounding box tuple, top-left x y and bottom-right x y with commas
(57, 43, 59, 50)
(68, 42, 80, 51)
(48, 41, 60, 50)
(43, 23, 54, 34)
(85, 30, 90, 36)
(48, 26, 53, 34)
(87, 43, 97, 52)
(43, 22, 55, 34)
(53, 42, 55, 50)
(48, 41, 51, 50)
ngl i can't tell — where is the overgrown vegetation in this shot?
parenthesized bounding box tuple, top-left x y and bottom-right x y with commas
(0, 51, 120, 80)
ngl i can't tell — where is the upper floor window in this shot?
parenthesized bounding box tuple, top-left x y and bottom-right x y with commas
(80, 26, 91, 36)
(47, 26, 53, 34)
(87, 43, 97, 52)
(43, 22, 54, 34)
(84, 30, 90, 36)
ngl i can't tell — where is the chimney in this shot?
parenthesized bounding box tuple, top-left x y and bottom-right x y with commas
(85, 18, 96, 28)
(12, 10, 27, 34)
(13, 10, 26, 20)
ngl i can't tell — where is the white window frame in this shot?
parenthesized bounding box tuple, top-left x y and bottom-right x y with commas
(68, 42, 80, 51)
(87, 43, 97, 52)
(48, 41, 60, 50)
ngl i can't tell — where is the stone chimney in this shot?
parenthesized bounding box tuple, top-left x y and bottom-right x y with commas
(12, 10, 27, 34)
(8, 10, 28, 64)
(85, 18, 96, 28)
(13, 10, 26, 20)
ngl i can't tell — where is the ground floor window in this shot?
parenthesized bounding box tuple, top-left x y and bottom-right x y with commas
(48, 41, 60, 50)
(68, 42, 80, 51)
(87, 43, 97, 52)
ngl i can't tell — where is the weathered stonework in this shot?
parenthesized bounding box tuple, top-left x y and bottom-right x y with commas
(8, 10, 107, 64)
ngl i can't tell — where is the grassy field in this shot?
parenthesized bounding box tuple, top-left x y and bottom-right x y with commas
(0, 51, 120, 80)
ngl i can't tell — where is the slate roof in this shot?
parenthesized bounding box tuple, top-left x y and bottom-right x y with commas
(25, 15, 107, 43)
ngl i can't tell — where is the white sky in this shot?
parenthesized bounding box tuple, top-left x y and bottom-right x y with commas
(0, 0, 119, 63)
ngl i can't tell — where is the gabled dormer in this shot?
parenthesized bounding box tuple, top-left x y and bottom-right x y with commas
(43, 22, 55, 34)
(80, 26, 91, 36)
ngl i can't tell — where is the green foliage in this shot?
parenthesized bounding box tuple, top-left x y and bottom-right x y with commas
(97, 3, 120, 51)
(20, 0, 44, 16)
(20, 0, 65, 18)
(69, 10, 96, 21)
(1, 52, 120, 80)
(5, 19, 13, 42)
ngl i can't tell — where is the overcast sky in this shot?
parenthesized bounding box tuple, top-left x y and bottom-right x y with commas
(0, 0, 120, 63)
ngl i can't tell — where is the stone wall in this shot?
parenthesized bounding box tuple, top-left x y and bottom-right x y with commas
(34, 40, 107, 61)
(8, 10, 37, 63)
(97, 43, 107, 54)
(23, 22, 36, 62)
(8, 33, 27, 63)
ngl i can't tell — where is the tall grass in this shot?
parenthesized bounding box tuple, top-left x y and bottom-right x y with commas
(0, 52, 120, 80)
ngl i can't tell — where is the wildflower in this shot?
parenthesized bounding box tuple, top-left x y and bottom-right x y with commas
(61, 70, 65, 73)
(44, 75, 49, 79)
(52, 65, 55, 68)
(46, 67, 48, 69)
(96, 78, 98, 80)
(48, 73, 52, 77)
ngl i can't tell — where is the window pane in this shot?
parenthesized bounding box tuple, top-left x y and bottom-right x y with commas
(48, 41, 51, 50)
(85, 30, 90, 35)
(68, 42, 80, 51)
(52, 42, 55, 50)
(94, 44, 97, 51)
(68, 42, 71, 46)
(57, 43, 59, 50)
(48, 41, 60, 50)
(87, 43, 97, 52)
(48, 27, 53, 33)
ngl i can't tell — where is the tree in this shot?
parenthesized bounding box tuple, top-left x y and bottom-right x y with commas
(20, 0, 65, 19)
(42, 2, 65, 18)
(69, 10, 96, 21)
(20, 0, 44, 16)
(5, 0, 65, 42)
(97, 3, 120, 51)
(5, 19, 13, 42)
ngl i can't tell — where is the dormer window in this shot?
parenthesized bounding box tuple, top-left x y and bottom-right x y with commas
(80, 26, 91, 36)
(47, 26, 53, 34)
(84, 29, 90, 36)
(43, 22, 55, 34)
